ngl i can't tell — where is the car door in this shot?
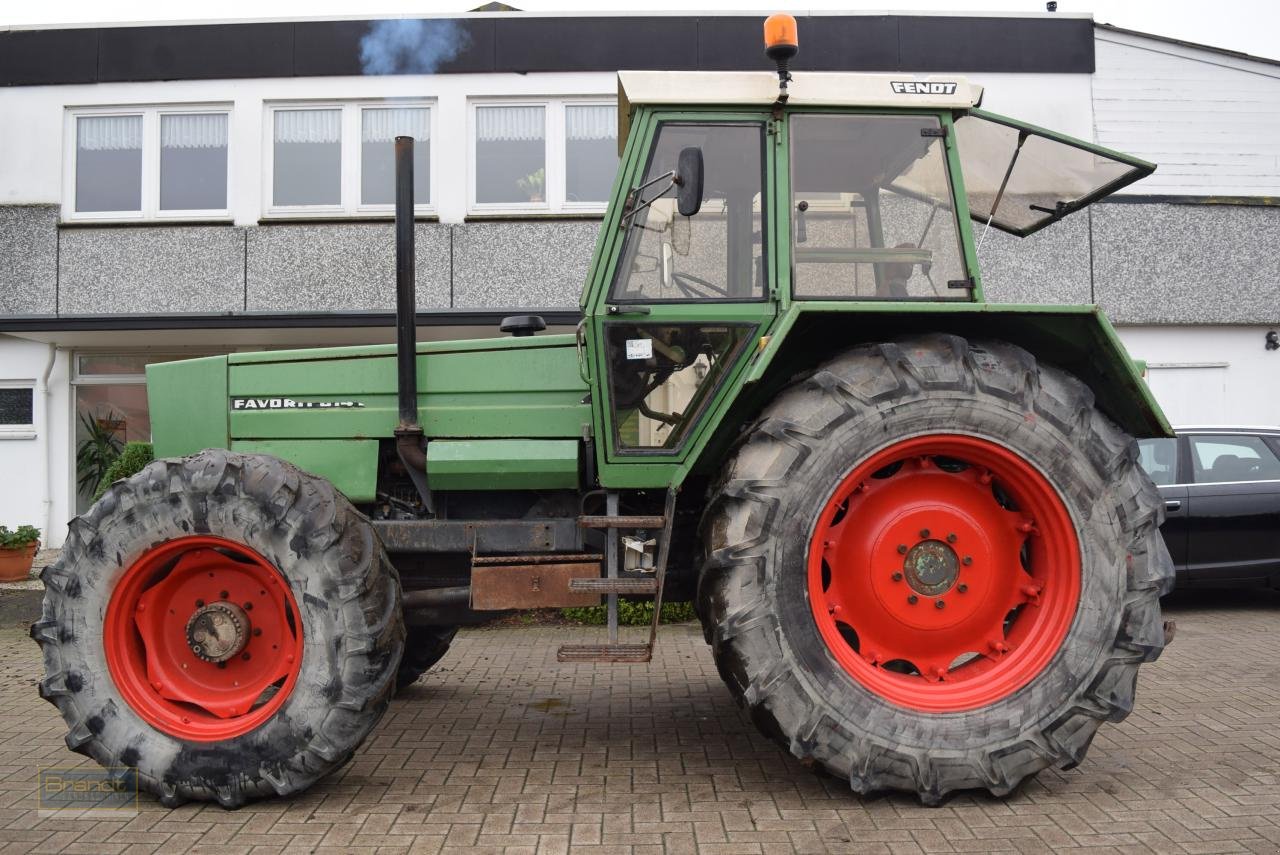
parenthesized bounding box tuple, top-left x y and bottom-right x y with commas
(1137, 437, 1189, 584)
(1184, 433, 1280, 585)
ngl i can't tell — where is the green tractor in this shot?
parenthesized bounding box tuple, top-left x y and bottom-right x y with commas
(33, 18, 1174, 808)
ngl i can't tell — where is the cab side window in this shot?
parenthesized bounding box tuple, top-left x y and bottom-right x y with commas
(1189, 435, 1280, 484)
(609, 123, 765, 303)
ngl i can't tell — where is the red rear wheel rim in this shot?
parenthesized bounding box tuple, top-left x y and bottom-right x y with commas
(808, 434, 1080, 713)
(103, 535, 304, 741)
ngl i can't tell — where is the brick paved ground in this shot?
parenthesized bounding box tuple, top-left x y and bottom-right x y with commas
(1, 584, 1278, 854)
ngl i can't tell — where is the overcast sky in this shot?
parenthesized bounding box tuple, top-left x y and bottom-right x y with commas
(3, 1, 1278, 63)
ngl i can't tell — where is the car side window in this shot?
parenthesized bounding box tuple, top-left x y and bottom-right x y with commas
(1188, 435, 1280, 484)
(1137, 438, 1178, 486)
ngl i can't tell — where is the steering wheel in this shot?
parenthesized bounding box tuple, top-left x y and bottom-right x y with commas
(671, 271, 729, 300)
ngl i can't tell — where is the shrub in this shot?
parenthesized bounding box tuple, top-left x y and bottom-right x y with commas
(561, 600, 696, 626)
(0, 525, 41, 550)
(93, 442, 155, 502)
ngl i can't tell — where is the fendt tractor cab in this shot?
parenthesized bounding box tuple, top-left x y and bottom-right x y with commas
(34, 16, 1174, 808)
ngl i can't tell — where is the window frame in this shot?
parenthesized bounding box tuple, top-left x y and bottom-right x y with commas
(467, 96, 618, 216)
(0, 382, 36, 440)
(262, 100, 438, 219)
(63, 103, 234, 223)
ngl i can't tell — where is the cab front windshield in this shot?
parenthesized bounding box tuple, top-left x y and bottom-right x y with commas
(790, 114, 969, 300)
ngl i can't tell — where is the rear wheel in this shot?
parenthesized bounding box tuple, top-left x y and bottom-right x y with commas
(698, 334, 1172, 803)
(32, 450, 404, 808)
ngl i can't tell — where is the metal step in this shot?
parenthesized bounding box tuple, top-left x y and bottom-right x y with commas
(577, 515, 665, 529)
(567, 577, 658, 594)
(557, 643, 653, 663)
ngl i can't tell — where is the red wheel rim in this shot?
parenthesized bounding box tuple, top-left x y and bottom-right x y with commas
(808, 434, 1080, 713)
(103, 535, 304, 741)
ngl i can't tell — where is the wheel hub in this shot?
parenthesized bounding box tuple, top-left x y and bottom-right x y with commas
(903, 539, 959, 597)
(185, 601, 250, 663)
(808, 434, 1081, 712)
(103, 536, 304, 741)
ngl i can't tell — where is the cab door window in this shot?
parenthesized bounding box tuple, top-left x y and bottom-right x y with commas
(790, 114, 968, 301)
(609, 123, 766, 303)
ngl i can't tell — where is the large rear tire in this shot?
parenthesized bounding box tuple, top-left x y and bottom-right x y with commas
(32, 450, 404, 808)
(698, 334, 1172, 803)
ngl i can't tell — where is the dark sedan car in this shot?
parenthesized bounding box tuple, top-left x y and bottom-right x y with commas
(1137, 427, 1280, 588)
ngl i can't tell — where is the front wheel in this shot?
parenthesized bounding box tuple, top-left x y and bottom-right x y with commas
(698, 335, 1172, 803)
(32, 451, 404, 808)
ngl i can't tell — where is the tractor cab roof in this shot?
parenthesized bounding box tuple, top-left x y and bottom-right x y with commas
(616, 70, 1154, 238)
(617, 71, 982, 146)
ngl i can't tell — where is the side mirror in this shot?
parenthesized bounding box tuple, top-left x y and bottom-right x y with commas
(675, 147, 704, 217)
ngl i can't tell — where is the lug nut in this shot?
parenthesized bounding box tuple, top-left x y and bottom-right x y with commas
(243, 601, 253, 611)
(962, 556, 973, 566)
(946, 533, 957, 543)
(242, 652, 251, 661)
(919, 529, 931, 538)
(935, 599, 946, 609)
(195, 598, 205, 607)
(891, 572, 903, 582)
(219, 590, 229, 599)
(216, 661, 226, 670)
(253, 628, 263, 637)
(897, 544, 907, 554)
(957, 584, 968, 593)
(907, 595, 918, 605)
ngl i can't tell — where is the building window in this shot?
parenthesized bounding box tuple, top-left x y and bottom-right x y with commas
(469, 99, 617, 214)
(475, 105, 547, 206)
(66, 107, 231, 221)
(0, 384, 36, 438)
(266, 102, 434, 216)
(361, 107, 431, 206)
(273, 109, 342, 207)
(72, 353, 213, 511)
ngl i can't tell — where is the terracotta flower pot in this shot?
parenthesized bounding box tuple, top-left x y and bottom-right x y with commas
(0, 542, 38, 582)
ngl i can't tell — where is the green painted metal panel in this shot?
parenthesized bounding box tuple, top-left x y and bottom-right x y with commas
(228, 339, 590, 441)
(427, 439, 580, 490)
(230, 439, 378, 501)
(146, 355, 228, 458)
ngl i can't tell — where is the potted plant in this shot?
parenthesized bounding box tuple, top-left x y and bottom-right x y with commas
(517, 168, 545, 203)
(76, 409, 124, 499)
(0, 525, 41, 582)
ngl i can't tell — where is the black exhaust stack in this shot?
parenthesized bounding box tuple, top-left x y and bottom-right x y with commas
(393, 136, 431, 511)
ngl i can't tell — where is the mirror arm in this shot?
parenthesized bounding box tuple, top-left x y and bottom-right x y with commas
(617, 170, 677, 229)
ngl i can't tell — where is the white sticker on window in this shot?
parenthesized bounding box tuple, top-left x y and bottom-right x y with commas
(625, 338, 653, 360)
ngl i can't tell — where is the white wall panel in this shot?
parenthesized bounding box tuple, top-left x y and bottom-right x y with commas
(1094, 31, 1280, 197)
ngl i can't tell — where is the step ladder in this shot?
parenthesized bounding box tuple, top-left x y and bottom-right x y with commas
(557, 488, 676, 664)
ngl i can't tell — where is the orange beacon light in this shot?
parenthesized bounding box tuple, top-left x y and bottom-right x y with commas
(764, 13, 799, 62)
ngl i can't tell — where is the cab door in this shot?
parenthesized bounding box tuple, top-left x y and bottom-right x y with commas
(588, 114, 779, 481)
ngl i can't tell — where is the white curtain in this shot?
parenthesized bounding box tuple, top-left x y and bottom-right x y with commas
(161, 113, 228, 149)
(274, 109, 341, 144)
(476, 105, 544, 142)
(362, 107, 430, 143)
(77, 115, 142, 151)
(566, 105, 615, 141)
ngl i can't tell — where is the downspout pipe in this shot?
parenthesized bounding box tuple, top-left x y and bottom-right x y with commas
(392, 136, 431, 512)
(39, 343, 57, 542)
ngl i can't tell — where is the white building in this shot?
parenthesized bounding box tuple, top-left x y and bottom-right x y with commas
(1, 11, 1277, 546)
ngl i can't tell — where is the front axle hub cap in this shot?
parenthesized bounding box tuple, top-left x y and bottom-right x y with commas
(186, 601, 250, 663)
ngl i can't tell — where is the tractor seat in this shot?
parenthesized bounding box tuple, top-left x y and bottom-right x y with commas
(499, 315, 547, 337)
